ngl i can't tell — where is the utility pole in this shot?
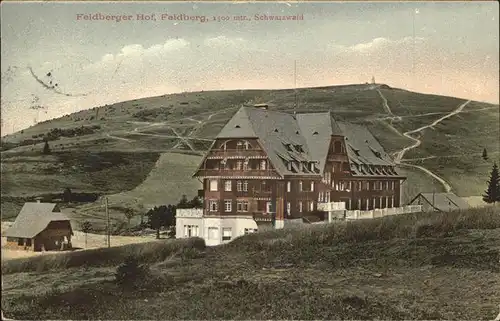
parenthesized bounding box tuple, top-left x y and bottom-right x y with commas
(294, 60, 297, 113)
(105, 197, 110, 248)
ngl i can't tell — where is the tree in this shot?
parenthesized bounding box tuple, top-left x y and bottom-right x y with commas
(123, 208, 135, 232)
(63, 187, 72, 203)
(177, 194, 190, 209)
(42, 140, 51, 154)
(81, 221, 92, 248)
(188, 196, 203, 209)
(146, 206, 163, 239)
(483, 162, 500, 204)
(482, 148, 488, 160)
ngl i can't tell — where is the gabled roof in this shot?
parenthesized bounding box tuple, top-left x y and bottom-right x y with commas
(296, 112, 342, 176)
(198, 106, 402, 178)
(410, 192, 470, 211)
(4, 202, 73, 238)
(338, 122, 394, 167)
(216, 107, 317, 177)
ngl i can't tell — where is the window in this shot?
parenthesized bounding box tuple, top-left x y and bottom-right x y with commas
(208, 227, 219, 240)
(299, 181, 303, 191)
(310, 181, 315, 192)
(332, 164, 336, 173)
(17, 238, 24, 246)
(286, 202, 291, 216)
(184, 225, 199, 237)
(224, 180, 232, 191)
(237, 200, 249, 212)
(391, 181, 395, 190)
(244, 141, 251, 150)
(365, 181, 370, 191)
(286, 181, 291, 192)
(310, 163, 315, 171)
(299, 201, 303, 213)
(287, 162, 293, 171)
(209, 200, 218, 212)
(209, 180, 218, 191)
(358, 181, 362, 190)
(339, 181, 345, 191)
(266, 201, 273, 213)
(237, 141, 243, 150)
(236, 160, 243, 170)
(243, 159, 249, 170)
(222, 228, 232, 241)
(318, 192, 324, 202)
(334, 141, 342, 153)
(382, 181, 387, 190)
(243, 181, 248, 192)
(260, 160, 267, 170)
(326, 172, 331, 184)
(332, 179, 336, 190)
(237, 181, 242, 192)
(224, 200, 232, 212)
(26, 238, 32, 247)
(325, 191, 330, 202)
(309, 201, 314, 211)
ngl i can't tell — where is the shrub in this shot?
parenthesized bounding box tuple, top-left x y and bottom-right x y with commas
(115, 256, 150, 287)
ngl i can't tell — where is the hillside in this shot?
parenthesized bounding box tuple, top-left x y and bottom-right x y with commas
(2, 207, 500, 320)
(1, 84, 498, 227)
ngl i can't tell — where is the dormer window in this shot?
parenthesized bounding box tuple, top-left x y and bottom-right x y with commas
(260, 160, 267, 170)
(274, 128, 278, 133)
(310, 162, 315, 171)
(313, 131, 318, 135)
(235, 125, 241, 128)
(287, 161, 292, 171)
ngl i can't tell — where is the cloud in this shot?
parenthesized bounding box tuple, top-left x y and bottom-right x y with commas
(341, 36, 426, 54)
(204, 36, 246, 48)
(101, 39, 190, 62)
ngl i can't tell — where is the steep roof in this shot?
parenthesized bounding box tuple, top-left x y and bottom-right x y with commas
(4, 202, 73, 238)
(217, 107, 318, 177)
(411, 193, 470, 211)
(203, 106, 401, 178)
(296, 112, 342, 175)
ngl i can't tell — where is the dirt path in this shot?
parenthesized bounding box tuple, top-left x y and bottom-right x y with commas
(376, 89, 472, 193)
(394, 100, 471, 163)
(402, 151, 500, 162)
(377, 89, 402, 121)
(400, 163, 452, 192)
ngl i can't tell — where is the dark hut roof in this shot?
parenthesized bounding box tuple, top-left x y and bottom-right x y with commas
(4, 202, 72, 238)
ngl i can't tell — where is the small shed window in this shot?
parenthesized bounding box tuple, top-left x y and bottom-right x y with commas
(26, 239, 32, 247)
(18, 238, 24, 246)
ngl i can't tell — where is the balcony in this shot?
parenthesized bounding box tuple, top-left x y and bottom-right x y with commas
(194, 169, 280, 178)
(317, 201, 346, 212)
(207, 149, 267, 159)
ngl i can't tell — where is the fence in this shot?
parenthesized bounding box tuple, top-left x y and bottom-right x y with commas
(344, 205, 422, 220)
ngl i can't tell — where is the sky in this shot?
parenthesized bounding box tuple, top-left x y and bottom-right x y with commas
(1, 1, 499, 135)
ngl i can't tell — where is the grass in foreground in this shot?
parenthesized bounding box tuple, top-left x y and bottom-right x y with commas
(1, 237, 205, 275)
(2, 207, 500, 320)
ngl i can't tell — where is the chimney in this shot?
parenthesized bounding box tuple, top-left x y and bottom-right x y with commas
(253, 103, 268, 110)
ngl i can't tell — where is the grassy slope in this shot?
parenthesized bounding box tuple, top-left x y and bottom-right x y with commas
(1, 84, 498, 219)
(2, 207, 499, 320)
